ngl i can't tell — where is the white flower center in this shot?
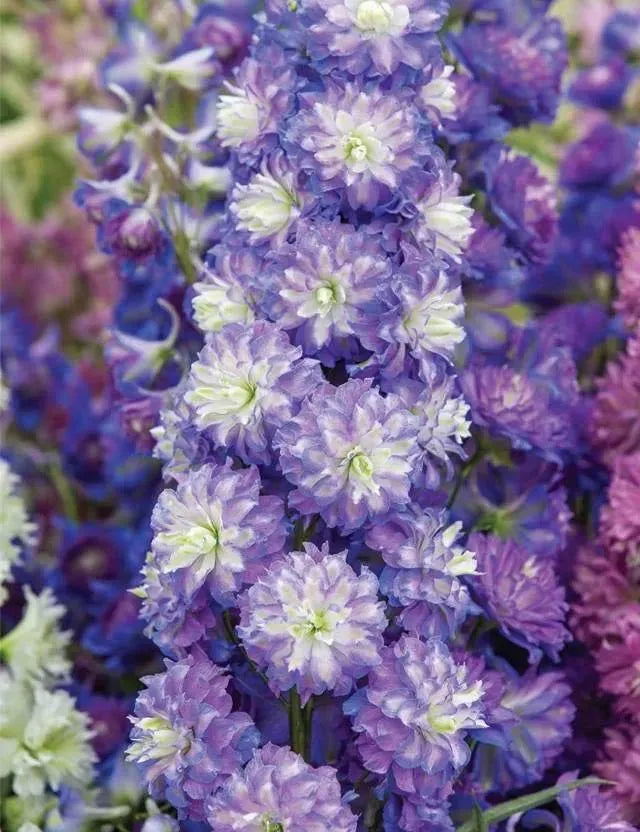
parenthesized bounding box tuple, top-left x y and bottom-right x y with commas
(347, 448, 374, 482)
(351, 0, 409, 34)
(231, 172, 299, 241)
(344, 133, 370, 163)
(132, 716, 190, 762)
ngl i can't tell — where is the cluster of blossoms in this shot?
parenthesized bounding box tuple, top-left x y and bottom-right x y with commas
(2, 0, 638, 830)
(64, 0, 634, 830)
(0, 462, 96, 829)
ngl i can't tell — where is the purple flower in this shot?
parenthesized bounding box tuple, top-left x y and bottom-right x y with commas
(185, 321, 322, 465)
(259, 218, 391, 360)
(461, 329, 582, 457)
(134, 548, 217, 658)
(374, 247, 467, 367)
(345, 636, 486, 783)
(275, 378, 421, 532)
(303, 0, 448, 77)
(206, 743, 358, 831)
(101, 202, 171, 266)
(559, 122, 636, 189)
(484, 147, 557, 265)
(238, 542, 386, 702)
(366, 505, 478, 639)
(450, 15, 567, 125)
(229, 151, 309, 245)
(468, 532, 570, 660)
(453, 456, 571, 560)
(216, 44, 297, 163)
(287, 81, 431, 209)
(569, 57, 631, 111)
(386, 374, 471, 486)
(616, 226, 640, 331)
(127, 651, 260, 821)
(150, 461, 286, 603)
(471, 664, 575, 792)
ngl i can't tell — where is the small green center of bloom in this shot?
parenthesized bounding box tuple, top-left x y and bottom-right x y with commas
(262, 819, 285, 832)
(355, 0, 394, 32)
(315, 285, 336, 308)
(348, 450, 374, 480)
(185, 525, 219, 553)
(343, 134, 369, 163)
(305, 609, 330, 636)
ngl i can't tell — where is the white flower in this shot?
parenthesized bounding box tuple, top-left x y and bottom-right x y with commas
(421, 389, 471, 450)
(0, 587, 71, 686)
(230, 158, 300, 243)
(192, 275, 255, 334)
(216, 85, 260, 148)
(417, 182, 474, 262)
(346, 0, 410, 37)
(0, 459, 37, 604)
(402, 271, 467, 359)
(420, 65, 457, 121)
(0, 672, 95, 798)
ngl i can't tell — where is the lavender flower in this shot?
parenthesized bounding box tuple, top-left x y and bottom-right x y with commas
(287, 81, 431, 209)
(450, 15, 567, 125)
(471, 665, 575, 792)
(303, 0, 448, 77)
(484, 147, 558, 265)
(375, 249, 466, 367)
(366, 506, 478, 639)
(206, 743, 357, 831)
(127, 652, 259, 821)
(260, 219, 391, 360)
(216, 43, 296, 163)
(275, 378, 421, 531)
(469, 532, 570, 661)
(151, 461, 285, 603)
(185, 321, 322, 464)
(238, 542, 386, 701)
(345, 636, 486, 783)
(229, 151, 306, 245)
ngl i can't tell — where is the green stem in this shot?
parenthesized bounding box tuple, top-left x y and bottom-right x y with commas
(447, 444, 483, 510)
(48, 459, 79, 522)
(456, 777, 611, 832)
(288, 687, 306, 757)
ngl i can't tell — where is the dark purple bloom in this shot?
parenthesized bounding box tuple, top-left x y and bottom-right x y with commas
(470, 663, 575, 792)
(468, 532, 570, 660)
(569, 57, 632, 111)
(484, 147, 558, 265)
(449, 15, 567, 125)
(559, 122, 637, 188)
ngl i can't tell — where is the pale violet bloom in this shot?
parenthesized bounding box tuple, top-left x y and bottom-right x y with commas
(275, 378, 421, 531)
(217, 86, 260, 147)
(413, 172, 474, 262)
(367, 505, 478, 638)
(303, 0, 449, 76)
(288, 81, 431, 209)
(238, 542, 386, 701)
(151, 461, 285, 603)
(345, 636, 486, 781)
(0, 671, 95, 798)
(229, 152, 303, 244)
(0, 586, 71, 686)
(420, 65, 457, 122)
(192, 261, 255, 335)
(185, 321, 322, 464)
(378, 252, 466, 365)
(0, 459, 37, 604)
(260, 219, 391, 358)
(389, 375, 471, 484)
